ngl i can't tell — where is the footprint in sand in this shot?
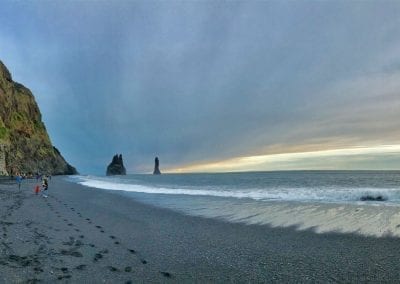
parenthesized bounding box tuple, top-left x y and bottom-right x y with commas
(75, 264, 87, 270)
(60, 249, 83, 258)
(93, 253, 103, 262)
(57, 275, 71, 280)
(33, 267, 43, 273)
(108, 266, 119, 272)
(26, 278, 41, 283)
(160, 271, 172, 278)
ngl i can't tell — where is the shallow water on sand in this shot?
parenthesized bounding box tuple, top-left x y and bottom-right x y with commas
(70, 171, 400, 237)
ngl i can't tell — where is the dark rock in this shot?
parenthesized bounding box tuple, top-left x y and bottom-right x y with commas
(360, 195, 387, 201)
(52, 147, 78, 175)
(106, 154, 126, 176)
(153, 157, 161, 175)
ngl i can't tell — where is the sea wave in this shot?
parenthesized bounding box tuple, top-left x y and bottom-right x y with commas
(68, 175, 400, 204)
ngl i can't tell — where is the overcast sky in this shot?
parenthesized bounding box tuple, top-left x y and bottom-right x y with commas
(1, 1, 400, 174)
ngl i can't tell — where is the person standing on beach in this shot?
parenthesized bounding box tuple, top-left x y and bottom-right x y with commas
(42, 176, 48, 198)
(16, 174, 22, 190)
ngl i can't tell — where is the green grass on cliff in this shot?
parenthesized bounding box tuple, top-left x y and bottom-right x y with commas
(0, 127, 8, 140)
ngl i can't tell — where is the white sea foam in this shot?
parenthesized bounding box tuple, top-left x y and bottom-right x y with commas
(201, 202, 400, 238)
(70, 175, 400, 204)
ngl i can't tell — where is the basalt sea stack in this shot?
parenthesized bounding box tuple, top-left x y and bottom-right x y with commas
(153, 157, 161, 175)
(0, 60, 77, 175)
(106, 154, 126, 176)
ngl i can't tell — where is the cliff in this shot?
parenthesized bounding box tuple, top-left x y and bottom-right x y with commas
(106, 154, 126, 176)
(0, 60, 77, 175)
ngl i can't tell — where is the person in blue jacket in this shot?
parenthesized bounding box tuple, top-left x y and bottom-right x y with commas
(16, 174, 22, 190)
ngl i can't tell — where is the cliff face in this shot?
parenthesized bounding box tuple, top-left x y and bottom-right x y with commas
(0, 60, 77, 175)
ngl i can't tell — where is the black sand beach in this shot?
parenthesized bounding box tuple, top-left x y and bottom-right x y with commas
(1, 177, 400, 283)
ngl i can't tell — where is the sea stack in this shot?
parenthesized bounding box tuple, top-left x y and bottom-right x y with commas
(106, 154, 126, 176)
(153, 157, 161, 175)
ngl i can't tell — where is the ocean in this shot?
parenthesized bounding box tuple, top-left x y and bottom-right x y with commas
(69, 171, 400, 236)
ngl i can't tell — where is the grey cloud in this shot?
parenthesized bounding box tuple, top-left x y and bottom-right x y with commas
(1, 1, 400, 173)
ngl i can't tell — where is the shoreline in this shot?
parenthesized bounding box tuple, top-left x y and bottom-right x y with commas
(1, 177, 400, 282)
(76, 174, 400, 238)
(183, 199, 400, 238)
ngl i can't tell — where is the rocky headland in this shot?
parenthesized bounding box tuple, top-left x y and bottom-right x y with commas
(106, 154, 126, 176)
(0, 60, 77, 175)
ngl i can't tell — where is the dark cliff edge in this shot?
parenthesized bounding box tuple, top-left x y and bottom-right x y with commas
(0, 60, 77, 175)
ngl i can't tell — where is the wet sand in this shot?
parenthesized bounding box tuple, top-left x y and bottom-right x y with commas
(1, 177, 400, 283)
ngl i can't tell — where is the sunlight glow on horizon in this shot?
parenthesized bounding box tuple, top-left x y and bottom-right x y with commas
(166, 145, 400, 173)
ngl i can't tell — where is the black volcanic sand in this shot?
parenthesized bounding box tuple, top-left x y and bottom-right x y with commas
(1, 177, 400, 282)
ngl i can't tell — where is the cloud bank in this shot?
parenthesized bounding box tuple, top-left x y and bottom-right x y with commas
(0, 1, 399, 173)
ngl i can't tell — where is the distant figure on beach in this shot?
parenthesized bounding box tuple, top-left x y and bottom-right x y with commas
(16, 174, 22, 190)
(34, 184, 40, 195)
(42, 176, 48, 198)
(153, 157, 161, 175)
